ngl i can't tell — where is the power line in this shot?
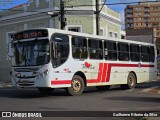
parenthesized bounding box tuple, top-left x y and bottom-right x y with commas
(100, 0, 106, 12)
(50, 0, 60, 9)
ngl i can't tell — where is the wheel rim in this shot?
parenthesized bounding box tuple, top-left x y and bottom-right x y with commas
(72, 79, 81, 92)
(129, 75, 135, 87)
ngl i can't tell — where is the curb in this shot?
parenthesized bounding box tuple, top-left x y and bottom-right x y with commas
(0, 82, 12, 87)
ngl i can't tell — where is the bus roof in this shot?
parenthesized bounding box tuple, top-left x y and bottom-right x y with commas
(15, 28, 155, 46)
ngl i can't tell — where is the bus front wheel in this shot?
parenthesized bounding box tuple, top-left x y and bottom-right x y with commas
(67, 75, 85, 96)
(121, 72, 136, 89)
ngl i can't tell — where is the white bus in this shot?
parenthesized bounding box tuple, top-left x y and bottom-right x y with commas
(10, 28, 157, 96)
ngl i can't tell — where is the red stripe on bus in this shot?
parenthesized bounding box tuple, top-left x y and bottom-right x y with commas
(101, 63, 107, 82)
(87, 79, 98, 83)
(87, 63, 103, 83)
(105, 64, 111, 82)
(141, 64, 154, 67)
(51, 80, 71, 85)
(97, 63, 103, 83)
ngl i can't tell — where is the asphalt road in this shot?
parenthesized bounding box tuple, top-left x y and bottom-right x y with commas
(0, 81, 160, 120)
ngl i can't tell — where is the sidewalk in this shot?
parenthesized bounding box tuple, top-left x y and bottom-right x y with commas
(0, 81, 12, 87)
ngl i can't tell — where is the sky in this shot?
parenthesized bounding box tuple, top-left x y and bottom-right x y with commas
(0, 0, 29, 10)
(0, 0, 149, 11)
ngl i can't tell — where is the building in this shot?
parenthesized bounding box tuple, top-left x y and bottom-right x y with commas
(0, 0, 122, 82)
(126, 28, 155, 43)
(125, 2, 160, 38)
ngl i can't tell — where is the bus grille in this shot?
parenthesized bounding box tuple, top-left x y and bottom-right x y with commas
(18, 81, 34, 86)
(16, 76, 36, 79)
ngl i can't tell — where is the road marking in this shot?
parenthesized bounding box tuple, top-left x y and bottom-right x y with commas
(6, 85, 12, 87)
(141, 86, 159, 92)
(127, 89, 135, 91)
(0, 84, 12, 88)
(141, 86, 160, 94)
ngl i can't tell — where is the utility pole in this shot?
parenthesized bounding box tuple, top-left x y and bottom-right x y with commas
(60, 0, 66, 30)
(96, 0, 100, 35)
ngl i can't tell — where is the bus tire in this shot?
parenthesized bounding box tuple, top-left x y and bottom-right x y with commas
(38, 88, 54, 94)
(96, 85, 110, 91)
(121, 72, 136, 89)
(67, 75, 84, 96)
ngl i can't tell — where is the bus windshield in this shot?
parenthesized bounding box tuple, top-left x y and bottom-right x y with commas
(13, 39, 50, 66)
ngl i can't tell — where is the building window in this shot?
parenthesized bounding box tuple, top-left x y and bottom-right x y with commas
(153, 12, 158, 16)
(145, 12, 150, 16)
(135, 12, 142, 16)
(145, 17, 150, 21)
(127, 14, 133, 17)
(100, 29, 104, 36)
(121, 35, 125, 39)
(145, 23, 150, 27)
(129, 18, 133, 22)
(137, 23, 142, 26)
(153, 22, 159, 25)
(114, 33, 118, 38)
(144, 7, 150, 11)
(135, 7, 141, 11)
(109, 32, 112, 37)
(136, 18, 142, 20)
(154, 17, 159, 21)
(153, 6, 158, 10)
(126, 8, 133, 12)
(127, 24, 133, 28)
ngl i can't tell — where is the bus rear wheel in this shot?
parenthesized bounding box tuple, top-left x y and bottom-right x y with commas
(96, 85, 110, 91)
(121, 72, 136, 89)
(38, 88, 54, 94)
(67, 75, 84, 96)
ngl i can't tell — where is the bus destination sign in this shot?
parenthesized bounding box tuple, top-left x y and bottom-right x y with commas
(14, 30, 48, 40)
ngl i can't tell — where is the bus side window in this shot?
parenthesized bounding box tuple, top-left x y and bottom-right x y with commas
(149, 46, 155, 62)
(130, 44, 140, 62)
(104, 41, 117, 60)
(51, 33, 69, 68)
(88, 39, 103, 60)
(141, 46, 150, 62)
(118, 43, 129, 61)
(72, 36, 87, 59)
